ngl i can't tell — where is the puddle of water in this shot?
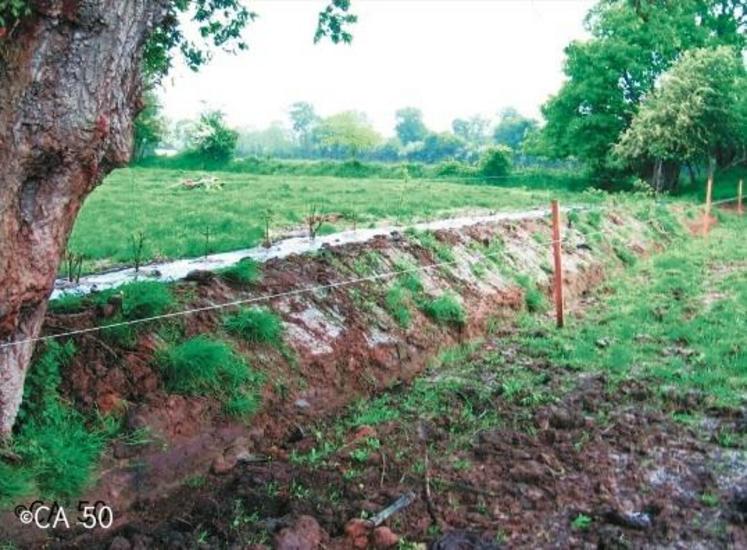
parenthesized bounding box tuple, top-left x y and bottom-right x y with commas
(52, 209, 552, 299)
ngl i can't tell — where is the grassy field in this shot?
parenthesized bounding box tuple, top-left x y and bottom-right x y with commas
(69, 168, 587, 272)
(68, 165, 745, 273)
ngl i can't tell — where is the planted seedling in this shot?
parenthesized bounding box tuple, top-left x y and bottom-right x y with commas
(129, 230, 146, 274)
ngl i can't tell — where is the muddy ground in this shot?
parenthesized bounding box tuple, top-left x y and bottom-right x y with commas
(54, 337, 747, 549)
(4, 208, 745, 548)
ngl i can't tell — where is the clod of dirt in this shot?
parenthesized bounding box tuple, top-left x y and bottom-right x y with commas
(212, 438, 262, 474)
(548, 406, 586, 430)
(350, 425, 378, 443)
(431, 531, 502, 549)
(372, 526, 400, 548)
(274, 515, 327, 550)
(344, 518, 373, 549)
(210, 454, 234, 475)
(509, 460, 549, 484)
(184, 269, 216, 284)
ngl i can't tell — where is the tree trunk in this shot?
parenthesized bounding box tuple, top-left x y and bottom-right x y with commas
(686, 162, 696, 187)
(652, 158, 663, 193)
(651, 159, 680, 193)
(0, 0, 167, 439)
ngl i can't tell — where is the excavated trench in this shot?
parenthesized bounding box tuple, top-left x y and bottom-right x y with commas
(50, 208, 555, 299)
(7, 207, 737, 549)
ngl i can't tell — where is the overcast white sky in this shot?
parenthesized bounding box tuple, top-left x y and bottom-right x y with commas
(159, 0, 595, 135)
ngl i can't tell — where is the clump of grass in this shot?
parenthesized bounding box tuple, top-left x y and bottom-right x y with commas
(515, 274, 547, 313)
(224, 307, 283, 346)
(158, 336, 262, 416)
(16, 411, 104, 499)
(384, 266, 425, 328)
(93, 281, 173, 347)
(571, 513, 592, 531)
(352, 251, 381, 276)
(399, 272, 424, 293)
(100, 323, 139, 349)
(48, 293, 84, 314)
(567, 209, 581, 226)
(220, 258, 260, 285)
(586, 210, 604, 229)
(1, 342, 105, 505)
(420, 294, 466, 327)
(160, 336, 250, 393)
(121, 280, 174, 319)
(224, 391, 262, 418)
(411, 230, 455, 262)
(386, 286, 412, 328)
(613, 243, 637, 266)
(0, 463, 33, 505)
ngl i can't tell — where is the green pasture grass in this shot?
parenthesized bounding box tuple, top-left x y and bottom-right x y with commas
(519, 210, 747, 410)
(68, 167, 588, 273)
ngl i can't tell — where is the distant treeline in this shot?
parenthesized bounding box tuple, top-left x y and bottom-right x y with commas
(136, 154, 597, 191)
(134, 101, 543, 168)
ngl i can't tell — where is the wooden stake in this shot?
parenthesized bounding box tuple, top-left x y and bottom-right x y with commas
(551, 200, 564, 328)
(702, 158, 715, 236)
(738, 179, 744, 216)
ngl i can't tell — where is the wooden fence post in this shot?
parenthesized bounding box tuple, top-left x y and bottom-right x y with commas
(702, 158, 715, 236)
(738, 179, 744, 216)
(551, 200, 564, 328)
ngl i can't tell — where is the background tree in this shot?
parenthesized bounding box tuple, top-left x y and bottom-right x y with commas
(615, 47, 746, 191)
(0, 0, 357, 439)
(370, 137, 403, 162)
(132, 91, 167, 161)
(237, 122, 295, 158)
(189, 110, 239, 163)
(313, 111, 381, 158)
(537, 0, 745, 180)
(493, 107, 537, 150)
(409, 132, 466, 163)
(289, 101, 319, 154)
(394, 107, 428, 145)
(480, 145, 513, 178)
(451, 115, 490, 146)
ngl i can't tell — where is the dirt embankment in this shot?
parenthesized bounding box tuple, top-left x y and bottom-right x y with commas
(3, 209, 665, 548)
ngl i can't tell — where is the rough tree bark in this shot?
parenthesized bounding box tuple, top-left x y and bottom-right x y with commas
(0, 0, 167, 439)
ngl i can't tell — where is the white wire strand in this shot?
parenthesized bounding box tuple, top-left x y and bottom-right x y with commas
(0, 196, 742, 350)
